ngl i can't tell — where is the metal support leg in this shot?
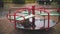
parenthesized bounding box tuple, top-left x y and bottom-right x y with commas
(32, 6, 35, 30)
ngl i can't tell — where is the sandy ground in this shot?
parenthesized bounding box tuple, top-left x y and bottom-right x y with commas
(0, 3, 60, 34)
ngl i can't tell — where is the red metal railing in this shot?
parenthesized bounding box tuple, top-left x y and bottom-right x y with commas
(7, 5, 60, 31)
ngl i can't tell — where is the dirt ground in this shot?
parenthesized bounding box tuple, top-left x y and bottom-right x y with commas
(0, 17, 60, 34)
(0, 3, 60, 34)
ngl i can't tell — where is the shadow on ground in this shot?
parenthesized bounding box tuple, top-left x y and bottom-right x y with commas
(0, 17, 60, 34)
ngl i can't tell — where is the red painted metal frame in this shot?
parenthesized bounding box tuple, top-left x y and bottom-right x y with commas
(32, 6, 35, 30)
(8, 7, 31, 30)
(35, 7, 50, 31)
(14, 13, 17, 29)
(7, 6, 60, 30)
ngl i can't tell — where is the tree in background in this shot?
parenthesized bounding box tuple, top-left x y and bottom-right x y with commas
(0, 0, 3, 8)
(36, 0, 53, 5)
(13, 0, 25, 4)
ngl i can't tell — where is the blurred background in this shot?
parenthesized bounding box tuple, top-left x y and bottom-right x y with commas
(0, 0, 60, 34)
(0, 0, 60, 16)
